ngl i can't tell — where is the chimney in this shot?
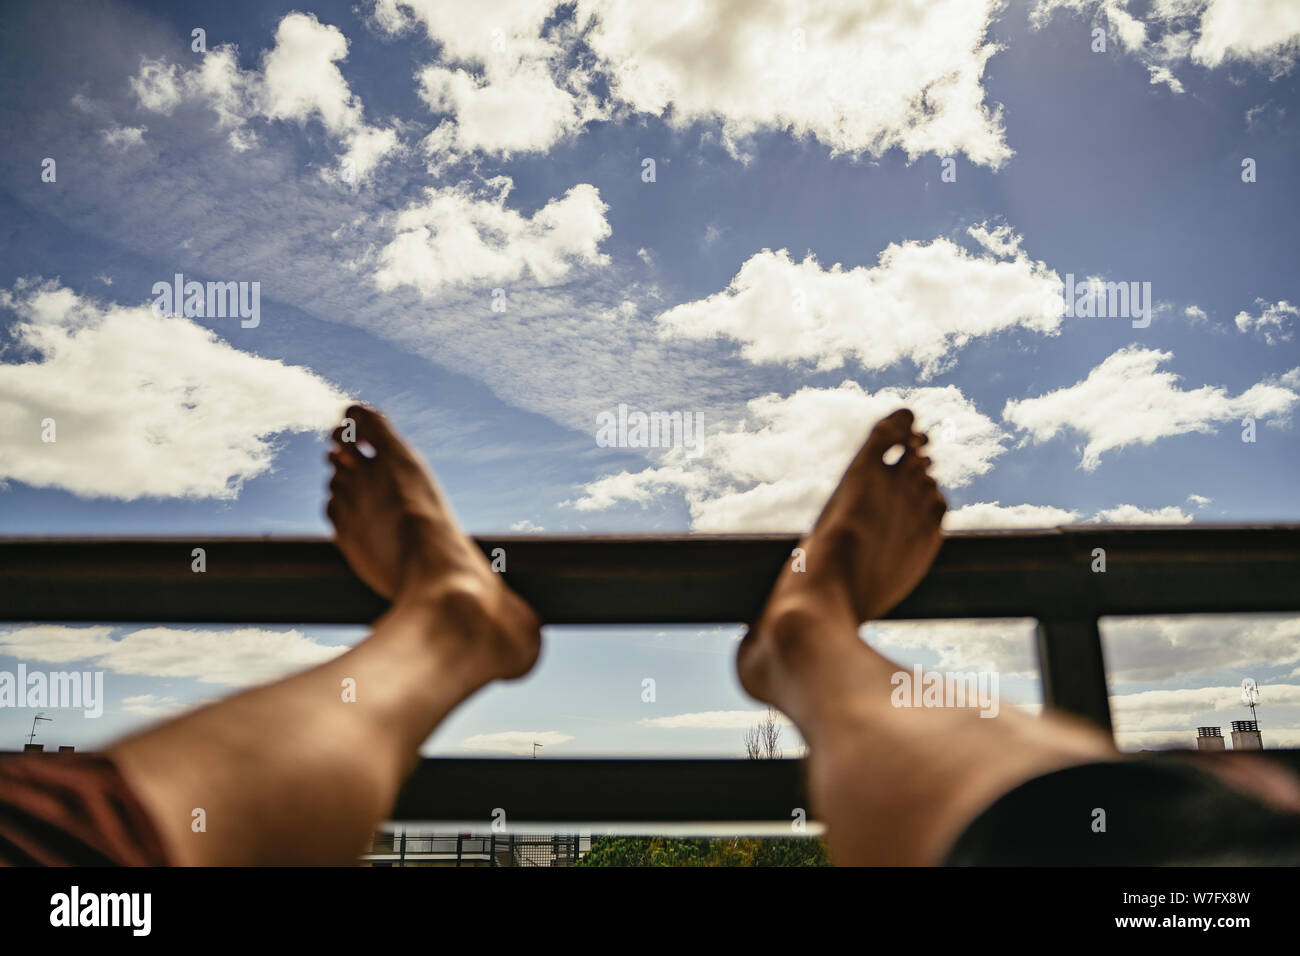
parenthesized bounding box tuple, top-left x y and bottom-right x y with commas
(22, 743, 43, 753)
(57, 745, 76, 754)
(1195, 726, 1225, 751)
(1231, 720, 1263, 751)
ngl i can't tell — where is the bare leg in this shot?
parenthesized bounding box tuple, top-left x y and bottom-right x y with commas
(738, 409, 1116, 865)
(109, 406, 540, 865)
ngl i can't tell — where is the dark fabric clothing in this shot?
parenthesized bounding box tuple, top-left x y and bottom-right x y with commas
(0, 754, 169, 866)
(944, 758, 1300, 865)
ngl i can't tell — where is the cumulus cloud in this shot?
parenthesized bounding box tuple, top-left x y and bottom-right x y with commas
(570, 380, 1006, 532)
(578, 0, 1012, 165)
(131, 13, 398, 180)
(1234, 298, 1297, 345)
(1003, 346, 1299, 470)
(0, 281, 349, 500)
(374, 178, 611, 298)
(944, 501, 1082, 529)
(376, 0, 602, 162)
(1031, 0, 1300, 92)
(945, 499, 1206, 528)
(1091, 503, 1194, 523)
(0, 625, 348, 687)
(655, 228, 1062, 377)
(459, 730, 574, 754)
(375, 0, 1013, 167)
(865, 619, 1039, 678)
(1102, 615, 1300, 684)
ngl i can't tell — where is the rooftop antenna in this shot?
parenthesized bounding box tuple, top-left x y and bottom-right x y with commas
(26, 713, 52, 747)
(532, 742, 543, 759)
(1241, 678, 1260, 725)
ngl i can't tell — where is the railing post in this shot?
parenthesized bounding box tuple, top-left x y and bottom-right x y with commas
(1035, 618, 1112, 735)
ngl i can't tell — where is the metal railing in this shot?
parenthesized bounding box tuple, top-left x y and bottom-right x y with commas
(2, 525, 1297, 828)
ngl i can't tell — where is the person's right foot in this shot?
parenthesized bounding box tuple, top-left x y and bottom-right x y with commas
(326, 405, 541, 682)
(737, 408, 946, 705)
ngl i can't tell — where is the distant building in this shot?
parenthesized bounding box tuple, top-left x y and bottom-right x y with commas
(1230, 720, 1263, 751)
(1195, 726, 1225, 751)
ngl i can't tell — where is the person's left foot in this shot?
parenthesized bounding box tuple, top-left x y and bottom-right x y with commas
(326, 405, 541, 681)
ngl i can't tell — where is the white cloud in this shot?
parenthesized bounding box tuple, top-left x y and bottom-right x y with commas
(377, 0, 1013, 167)
(1234, 298, 1297, 345)
(866, 619, 1039, 678)
(946, 501, 1082, 529)
(459, 730, 574, 754)
(1031, 1, 1300, 91)
(1102, 615, 1300, 684)
(128, 58, 182, 113)
(655, 229, 1062, 377)
(0, 281, 349, 500)
(570, 380, 1006, 532)
(1091, 503, 1193, 523)
(1245, 101, 1286, 132)
(1184, 304, 1208, 322)
(576, 0, 1013, 166)
(509, 519, 544, 532)
(1181, 0, 1300, 71)
(131, 13, 398, 181)
(101, 124, 146, 149)
(966, 221, 1023, 257)
(372, 0, 601, 163)
(1110, 683, 1300, 743)
(945, 499, 1201, 528)
(374, 179, 610, 297)
(0, 625, 348, 687)
(1003, 346, 1299, 470)
(120, 694, 199, 718)
(638, 709, 791, 730)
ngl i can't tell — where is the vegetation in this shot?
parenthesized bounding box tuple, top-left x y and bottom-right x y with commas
(577, 710, 830, 867)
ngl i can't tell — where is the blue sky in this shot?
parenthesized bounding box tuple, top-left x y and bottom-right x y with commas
(1, 0, 1298, 761)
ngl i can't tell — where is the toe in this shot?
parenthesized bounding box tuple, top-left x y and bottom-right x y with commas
(346, 405, 402, 455)
(855, 408, 916, 469)
(328, 446, 361, 469)
(896, 445, 933, 475)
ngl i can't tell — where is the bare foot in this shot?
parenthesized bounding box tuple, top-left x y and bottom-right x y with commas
(738, 408, 946, 705)
(326, 405, 541, 680)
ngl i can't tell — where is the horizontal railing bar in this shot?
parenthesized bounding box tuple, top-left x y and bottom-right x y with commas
(3, 753, 1297, 827)
(391, 758, 810, 825)
(1, 526, 1297, 624)
(397, 751, 1300, 826)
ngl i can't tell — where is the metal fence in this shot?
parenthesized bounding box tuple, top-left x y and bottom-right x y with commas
(362, 829, 590, 866)
(3, 525, 1298, 828)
